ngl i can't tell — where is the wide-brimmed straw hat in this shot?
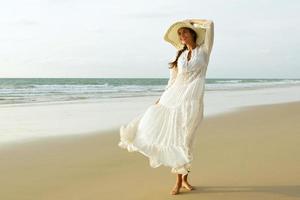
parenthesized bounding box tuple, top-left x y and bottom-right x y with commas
(163, 19, 206, 50)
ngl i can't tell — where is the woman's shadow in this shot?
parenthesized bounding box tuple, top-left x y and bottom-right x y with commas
(180, 185, 300, 198)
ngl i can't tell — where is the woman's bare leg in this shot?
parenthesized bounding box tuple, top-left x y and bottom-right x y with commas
(181, 172, 194, 190)
(170, 174, 183, 195)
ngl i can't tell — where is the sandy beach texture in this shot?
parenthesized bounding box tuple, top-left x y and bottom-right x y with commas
(0, 100, 299, 200)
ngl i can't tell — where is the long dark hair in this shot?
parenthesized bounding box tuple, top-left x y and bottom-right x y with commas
(168, 27, 197, 69)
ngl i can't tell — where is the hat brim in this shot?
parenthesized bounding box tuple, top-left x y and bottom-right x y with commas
(164, 20, 206, 50)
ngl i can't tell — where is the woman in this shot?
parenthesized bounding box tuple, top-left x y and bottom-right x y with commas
(118, 18, 214, 195)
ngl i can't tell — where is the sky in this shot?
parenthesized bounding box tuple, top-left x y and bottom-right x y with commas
(0, 0, 299, 78)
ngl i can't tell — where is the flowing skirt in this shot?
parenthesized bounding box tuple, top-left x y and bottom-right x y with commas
(118, 74, 205, 174)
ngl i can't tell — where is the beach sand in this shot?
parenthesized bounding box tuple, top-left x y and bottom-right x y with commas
(0, 101, 299, 200)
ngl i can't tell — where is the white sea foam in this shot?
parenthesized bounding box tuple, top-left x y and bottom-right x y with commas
(0, 84, 300, 146)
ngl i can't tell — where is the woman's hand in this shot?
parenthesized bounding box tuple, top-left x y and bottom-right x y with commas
(188, 19, 213, 28)
(155, 98, 160, 104)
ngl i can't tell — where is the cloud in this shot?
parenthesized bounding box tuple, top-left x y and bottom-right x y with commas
(0, 0, 300, 78)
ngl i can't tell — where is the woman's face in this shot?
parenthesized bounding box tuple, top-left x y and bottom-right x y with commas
(178, 27, 195, 45)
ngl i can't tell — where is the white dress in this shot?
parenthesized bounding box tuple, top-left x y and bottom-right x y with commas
(118, 21, 214, 175)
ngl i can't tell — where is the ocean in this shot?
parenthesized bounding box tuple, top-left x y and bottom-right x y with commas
(1, 78, 300, 105)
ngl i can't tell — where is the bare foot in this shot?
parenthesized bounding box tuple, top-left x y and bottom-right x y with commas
(170, 183, 182, 195)
(182, 181, 194, 190)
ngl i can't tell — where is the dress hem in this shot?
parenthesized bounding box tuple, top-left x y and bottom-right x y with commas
(118, 140, 192, 175)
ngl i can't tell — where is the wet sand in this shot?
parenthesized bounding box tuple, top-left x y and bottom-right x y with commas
(0, 101, 299, 200)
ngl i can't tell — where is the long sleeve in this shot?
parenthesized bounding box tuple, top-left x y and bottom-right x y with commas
(165, 67, 178, 90)
(189, 19, 214, 56)
(201, 20, 214, 57)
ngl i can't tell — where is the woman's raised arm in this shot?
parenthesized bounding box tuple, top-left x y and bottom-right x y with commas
(190, 19, 214, 56)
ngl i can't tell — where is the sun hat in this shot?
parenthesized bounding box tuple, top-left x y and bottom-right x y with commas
(163, 19, 207, 50)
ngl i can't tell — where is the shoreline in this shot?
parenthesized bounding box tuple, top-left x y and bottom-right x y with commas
(1, 82, 300, 109)
(0, 99, 299, 150)
(0, 100, 299, 199)
(1, 84, 300, 146)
